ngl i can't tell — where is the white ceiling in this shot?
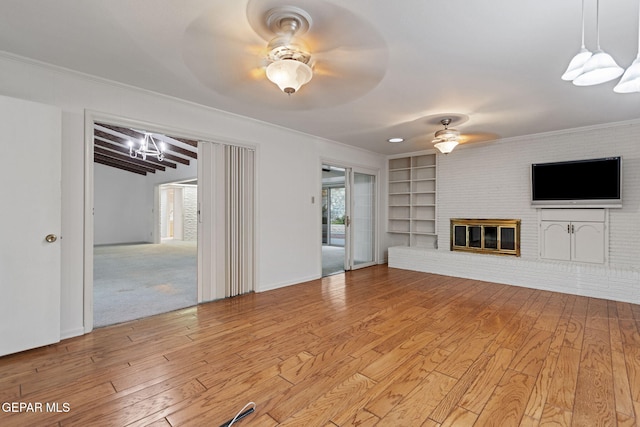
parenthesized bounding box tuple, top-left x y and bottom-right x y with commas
(0, 0, 639, 155)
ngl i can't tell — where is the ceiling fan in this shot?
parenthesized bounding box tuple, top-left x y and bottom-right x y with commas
(262, 6, 314, 94)
(432, 118, 461, 154)
(181, 0, 389, 108)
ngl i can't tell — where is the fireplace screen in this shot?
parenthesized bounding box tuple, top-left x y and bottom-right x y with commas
(450, 219, 520, 256)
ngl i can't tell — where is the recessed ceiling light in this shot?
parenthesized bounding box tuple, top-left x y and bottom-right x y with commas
(388, 137, 404, 143)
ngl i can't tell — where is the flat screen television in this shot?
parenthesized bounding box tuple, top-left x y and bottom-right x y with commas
(531, 156, 622, 207)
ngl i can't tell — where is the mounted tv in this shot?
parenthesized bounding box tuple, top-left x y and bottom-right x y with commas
(531, 156, 622, 207)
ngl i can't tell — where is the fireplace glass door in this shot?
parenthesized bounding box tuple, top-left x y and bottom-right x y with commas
(450, 219, 520, 256)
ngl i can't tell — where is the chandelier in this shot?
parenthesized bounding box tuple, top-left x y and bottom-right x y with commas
(432, 119, 460, 154)
(562, 0, 640, 92)
(264, 8, 313, 94)
(129, 133, 165, 161)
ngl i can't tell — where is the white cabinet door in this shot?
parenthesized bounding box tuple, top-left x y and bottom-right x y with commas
(540, 221, 571, 261)
(541, 220, 605, 264)
(572, 221, 605, 264)
(0, 95, 61, 356)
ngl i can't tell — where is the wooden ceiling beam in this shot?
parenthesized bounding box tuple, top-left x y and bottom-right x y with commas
(93, 123, 196, 172)
(94, 146, 165, 172)
(94, 138, 178, 169)
(161, 141, 198, 159)
(98, 123, 197, 157)
(95, 152, 156, 174)
(94, 155, 147, 176)
(161, 152, 191, 166)
(171, 137, 198, 148)
(97, 123, 145, 140)
(94, 128, 130, 145)
(95, 126, 195, 163)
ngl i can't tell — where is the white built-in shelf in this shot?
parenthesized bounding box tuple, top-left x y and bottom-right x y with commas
(388, 152, 437, 248)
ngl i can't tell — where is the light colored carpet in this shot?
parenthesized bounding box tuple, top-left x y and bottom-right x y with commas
(322, 245, 345, 277)
(93, 241, 197, 327)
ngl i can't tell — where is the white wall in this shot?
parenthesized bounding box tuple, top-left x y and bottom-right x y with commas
(0, 53, 386, 339)
(390, 120, 640, 304)
(94, 158, 197, 245)
(94, 164, 152, 244)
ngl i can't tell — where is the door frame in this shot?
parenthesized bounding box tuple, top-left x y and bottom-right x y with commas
(85, 112, 202, 331)
(319, 159, 379, 274)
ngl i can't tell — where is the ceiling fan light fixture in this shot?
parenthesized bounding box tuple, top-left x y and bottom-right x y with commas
(432, 118, 461, 154)
(263, 7, 314, 95)
(266, 59, 313, 94)
(433, 140, 459, 154)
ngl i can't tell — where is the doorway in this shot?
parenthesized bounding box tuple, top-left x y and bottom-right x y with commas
(321, 164, 377, 276)
(322, 165, 346, 276)
(92, 122, 198, 327)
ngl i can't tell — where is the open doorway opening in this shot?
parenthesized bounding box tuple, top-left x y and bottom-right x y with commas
(92, 122, 198, 327)
(322, 164, 346, 276)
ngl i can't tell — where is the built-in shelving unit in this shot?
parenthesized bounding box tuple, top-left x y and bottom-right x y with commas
(388, 153, 437, 248)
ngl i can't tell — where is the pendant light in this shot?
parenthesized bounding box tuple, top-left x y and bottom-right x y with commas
(573, 0, 624, 86)
(562, 0, 593, 81)
(614, 0, 640, 92)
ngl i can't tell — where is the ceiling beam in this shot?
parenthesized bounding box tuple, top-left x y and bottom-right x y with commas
(94, 138, 176, 169)
(97, 123, 145, 140)
(95, 152, 157, 174)
(94, 128, 193, 165)
(94, 154, 148, 175)
(172, 137, 198, 148)
(94, 146, 165, 172)
(97, 123, 197, 159)
(93, 122, 198, 176)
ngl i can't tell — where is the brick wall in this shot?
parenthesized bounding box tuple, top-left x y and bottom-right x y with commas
(389, 120, 640, 303)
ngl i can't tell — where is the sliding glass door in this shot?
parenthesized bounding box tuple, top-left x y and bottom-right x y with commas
(348, 170, 377, 269)
(321, 164, 377, 274)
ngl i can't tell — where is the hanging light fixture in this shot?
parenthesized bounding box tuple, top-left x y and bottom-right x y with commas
(432, 119, 460, 154)
(129, 133, 165, 161)
(562, 0, 593, 81)
(615, 0, 640, 92)
(264, 8, 313, 94)
(573, 0, 623, 86)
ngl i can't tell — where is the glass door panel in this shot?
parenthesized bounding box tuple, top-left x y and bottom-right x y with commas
(350, 171, 376, 268)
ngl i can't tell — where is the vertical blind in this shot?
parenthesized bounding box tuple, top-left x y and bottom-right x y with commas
(224, 145, 255, 297)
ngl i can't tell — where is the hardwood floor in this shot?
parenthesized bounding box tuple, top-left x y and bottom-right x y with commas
(2, 265, 640, 426)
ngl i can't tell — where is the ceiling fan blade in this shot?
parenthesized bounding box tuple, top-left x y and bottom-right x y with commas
(458, 131, 500, 144)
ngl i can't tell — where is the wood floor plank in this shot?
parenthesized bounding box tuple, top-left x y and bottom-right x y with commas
(458, 347, 515, 414)
(572, 327, 616, 426)
(473, 369, 536, 427)
(277, 372, 376, 426)
(429, 352, 491, 423)
(353, 350, 448, 421)
(523, 344, 558, 421)
(539, 403, 572, 426)
(546, 346, 581, 411)
(375, 370, 457, 425)
(0, 266, 639, 426)
(509, 328, 553, 377)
